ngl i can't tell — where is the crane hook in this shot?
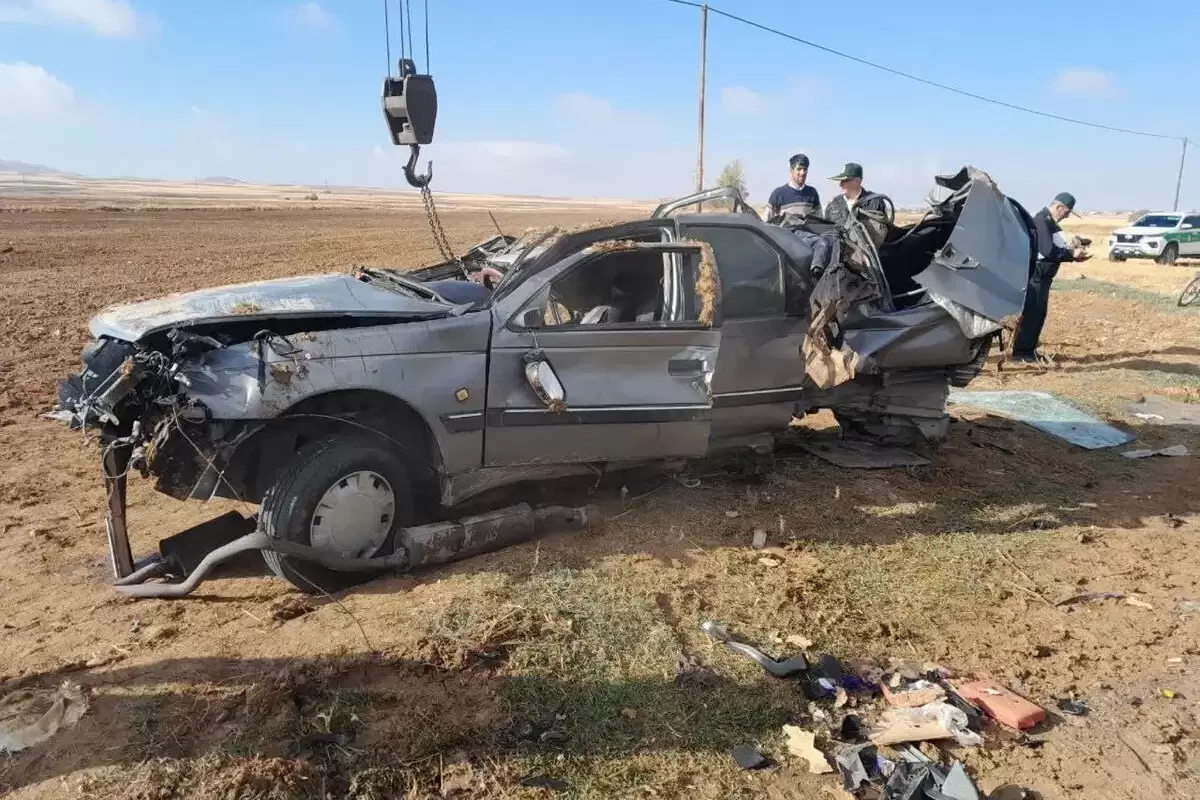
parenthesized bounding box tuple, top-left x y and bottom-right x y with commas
(404, 144, 433, 188)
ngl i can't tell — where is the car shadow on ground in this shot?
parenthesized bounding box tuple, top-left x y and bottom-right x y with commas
(0, 651, 826, 797)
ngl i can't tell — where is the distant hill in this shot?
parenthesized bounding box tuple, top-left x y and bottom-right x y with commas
(0, 159, 84, 178)
(198, 176, 248, 186)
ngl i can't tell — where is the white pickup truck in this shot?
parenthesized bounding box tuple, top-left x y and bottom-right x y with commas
(1107, 211, 1200, 265)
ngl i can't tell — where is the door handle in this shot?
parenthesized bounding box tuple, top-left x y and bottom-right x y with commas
(668, 358, 704, 375)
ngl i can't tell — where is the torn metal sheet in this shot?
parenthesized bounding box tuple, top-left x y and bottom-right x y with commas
(0, 681, 88, 753)
(1127, 396, 1200, 426)
(797, 437, 931, 469)
(948, 390, 1135, 450)
(1121, 444, 1190, 459)
(913, 168, 1031, 326)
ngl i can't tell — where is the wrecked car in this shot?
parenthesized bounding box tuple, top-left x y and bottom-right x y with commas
(48, 166, 1036, 596)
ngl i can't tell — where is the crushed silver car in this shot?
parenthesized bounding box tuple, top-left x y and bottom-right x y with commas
(48, 166, 1036, 596)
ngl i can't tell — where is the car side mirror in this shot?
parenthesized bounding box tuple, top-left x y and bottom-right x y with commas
(516, 308, 543, 329)
(523, 355, 565, 408)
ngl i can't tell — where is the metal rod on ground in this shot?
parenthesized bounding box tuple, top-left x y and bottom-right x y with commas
(695, 4, 708, 210)
(1174, 137, 1188, 211)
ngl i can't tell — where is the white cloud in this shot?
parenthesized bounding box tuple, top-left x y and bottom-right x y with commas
(0, 0, 141, 36)
(291, 2, 335, 30)
(555, 92, 614, 126)
(0, 62, 81, 122)
(1053, 68, 1120, 99)
(720, 86, 767, 115)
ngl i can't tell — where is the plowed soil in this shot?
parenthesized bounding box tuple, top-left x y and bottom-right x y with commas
(1, 204, 1198, 800)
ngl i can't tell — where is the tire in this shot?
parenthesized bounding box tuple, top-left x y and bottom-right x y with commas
(1157, 243, 1179, 266)
(1179, 276, 1200, 307)
(1110, 252, 1126, 262)
(260, 434, 413, 593)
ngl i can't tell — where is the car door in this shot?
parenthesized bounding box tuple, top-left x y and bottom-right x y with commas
(675, 218, 808, 442)
(1181, 216, 1200, 256)
(483, 240, 723, 466)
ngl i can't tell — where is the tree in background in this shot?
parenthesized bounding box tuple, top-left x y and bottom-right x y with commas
(716, 160, 748, 209)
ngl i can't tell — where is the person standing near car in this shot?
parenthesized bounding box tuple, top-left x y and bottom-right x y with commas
(1011, 192, 1089, 364)
(824, 162, 887, 225)
(765, 153, 821, 218)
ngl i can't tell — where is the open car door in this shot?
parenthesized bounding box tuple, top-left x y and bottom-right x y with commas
(484, 240, 722, 466)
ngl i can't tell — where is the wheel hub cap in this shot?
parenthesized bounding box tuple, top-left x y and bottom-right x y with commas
(310, 470, 395, 558)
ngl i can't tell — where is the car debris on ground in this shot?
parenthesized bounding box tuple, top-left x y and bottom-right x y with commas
(947, 390, 1135, 450)
(698, 620, 1051, 799)
(1120, 444, 1190, 459)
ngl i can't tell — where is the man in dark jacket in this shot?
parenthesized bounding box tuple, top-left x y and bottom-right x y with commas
(1011, 192, 1089, 363)
(766, 153, 821, 218)
(824, 162, 888, 225)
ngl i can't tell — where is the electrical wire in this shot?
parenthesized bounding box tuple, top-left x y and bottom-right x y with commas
(661, 0, 1185, 142)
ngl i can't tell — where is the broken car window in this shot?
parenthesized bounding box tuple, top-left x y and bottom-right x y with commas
(519, 249, 705, 327)
(682, 225, 784, 318)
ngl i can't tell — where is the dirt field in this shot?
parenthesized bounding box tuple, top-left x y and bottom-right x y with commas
(1, 199, 1199, 800)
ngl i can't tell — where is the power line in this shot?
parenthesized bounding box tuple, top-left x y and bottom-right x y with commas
(661, 0, 1184, 142)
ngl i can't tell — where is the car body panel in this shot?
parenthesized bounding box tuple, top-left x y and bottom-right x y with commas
(91, 273, 452, 341)
(484, 241, 722, 466)
(912, 168, 1031, 327)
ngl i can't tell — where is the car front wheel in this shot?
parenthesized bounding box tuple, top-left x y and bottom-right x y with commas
(260, 434, 413, 593)
(1157, 243, 1179, 266)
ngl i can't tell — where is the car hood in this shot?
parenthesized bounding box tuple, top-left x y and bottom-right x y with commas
(91, 272, 452, 341)
(1113, 226, 1175, 236)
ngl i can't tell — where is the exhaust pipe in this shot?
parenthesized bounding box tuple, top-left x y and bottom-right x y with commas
(113, 503, 602, 599)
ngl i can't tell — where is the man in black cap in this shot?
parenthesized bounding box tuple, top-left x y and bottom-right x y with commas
(1011, 192, 1089, 363)
(765, 153, 821, 218)
(824, 162, 888, 225)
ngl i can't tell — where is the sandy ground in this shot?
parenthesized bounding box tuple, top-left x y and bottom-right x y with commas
(0, 197, 1198, 799)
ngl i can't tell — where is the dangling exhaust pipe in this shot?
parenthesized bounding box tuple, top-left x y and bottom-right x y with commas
(112, 503, 603, 599)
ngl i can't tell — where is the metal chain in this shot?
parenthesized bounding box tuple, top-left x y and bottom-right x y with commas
(419, 182, 460, 267)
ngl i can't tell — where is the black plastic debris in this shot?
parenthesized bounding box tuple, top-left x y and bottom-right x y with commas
(884, 763, 937, 800)
(732, 744, 769, 770)
(840, 714, 867, 742)
(817, 653, 846, 684)
(802, 675, 837, 700)
(1056, 698, 1089, 717)
(837, 745, 875, 791)
(837, 743, 892, 791)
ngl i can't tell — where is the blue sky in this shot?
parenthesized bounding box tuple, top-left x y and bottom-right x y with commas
(1, 0, 1197, 209)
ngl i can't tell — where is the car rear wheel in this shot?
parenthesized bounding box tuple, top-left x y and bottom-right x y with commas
(260, 434, 413, 593)
(1157, 243, 1179, 266)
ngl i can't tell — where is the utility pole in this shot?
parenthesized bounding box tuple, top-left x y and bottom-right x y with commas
(695, 4, 708, 197)
(1174, 137, 1188, 211)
